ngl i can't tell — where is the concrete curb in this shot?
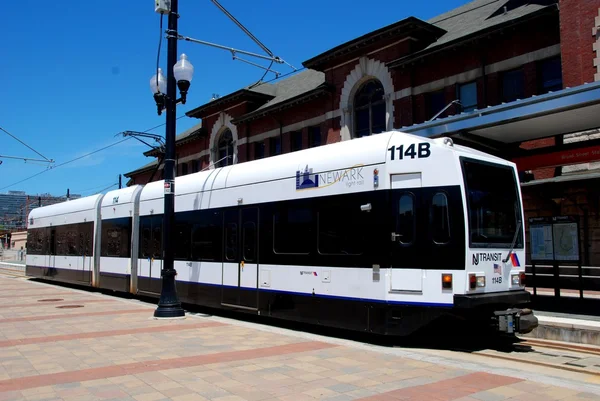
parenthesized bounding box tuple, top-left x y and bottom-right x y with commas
(522, 316, 600, 346)
(0, 261, 25, 268)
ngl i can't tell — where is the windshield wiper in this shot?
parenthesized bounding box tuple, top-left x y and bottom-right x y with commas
(503, 218, 522, 263)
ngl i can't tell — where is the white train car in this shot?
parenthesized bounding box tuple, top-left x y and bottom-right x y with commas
(26, 131, 538, 336)
(26, 194, 103, 286)
(98, 185, 143, 293)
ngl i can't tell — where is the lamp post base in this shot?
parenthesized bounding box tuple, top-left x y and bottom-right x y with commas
(154, 270, 185, 318)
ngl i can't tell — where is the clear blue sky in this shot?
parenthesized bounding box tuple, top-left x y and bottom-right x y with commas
(1, 0, 468, 197)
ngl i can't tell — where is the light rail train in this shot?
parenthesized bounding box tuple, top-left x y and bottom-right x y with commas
(26, 131, 538, 336)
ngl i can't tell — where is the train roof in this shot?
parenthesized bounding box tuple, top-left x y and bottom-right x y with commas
(101, 185, 143, 208)
(28, 131, 517, 216)
(140, 131, 397, 201)
(28, 193, 104, 220)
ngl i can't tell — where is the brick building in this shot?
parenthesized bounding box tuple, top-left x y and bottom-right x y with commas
(125, 0, 600, 266)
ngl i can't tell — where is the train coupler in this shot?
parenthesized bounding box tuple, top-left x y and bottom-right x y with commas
(493, 308, 538, 334)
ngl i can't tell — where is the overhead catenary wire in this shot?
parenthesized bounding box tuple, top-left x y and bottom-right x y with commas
(210, 0, 275, 58)
(249, 66, 306, 89)
(248, 59, 275, 89)
(74, 181, 119, 195)
(177, 0, 296, 85)
(0, 126, 54, 162)
(96, 183, 118, 194)
(0, 115, 186, 192)
(0, 138, 131, 191)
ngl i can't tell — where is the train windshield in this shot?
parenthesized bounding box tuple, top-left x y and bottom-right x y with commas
(461, 157, 523, 249)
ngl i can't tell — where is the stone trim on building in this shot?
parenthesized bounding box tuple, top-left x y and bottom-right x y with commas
(339, 57, 395, 141)
(209, 112, 238, 169)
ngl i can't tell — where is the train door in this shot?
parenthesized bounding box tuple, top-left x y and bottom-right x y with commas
(137, 216, 161, 295)
(390, 173, 423, 292)
(47, 227, 56, 276)
(78, 227, 92, 283)
(221, 207, 259, 310)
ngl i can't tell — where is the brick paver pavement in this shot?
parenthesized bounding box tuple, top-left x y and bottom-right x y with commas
(1, 274, 599, 401)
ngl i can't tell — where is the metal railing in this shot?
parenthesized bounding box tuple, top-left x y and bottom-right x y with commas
(525, 264, 600, 299)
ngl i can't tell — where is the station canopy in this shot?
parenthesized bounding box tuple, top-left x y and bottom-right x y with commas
(401, 81, 600, 147)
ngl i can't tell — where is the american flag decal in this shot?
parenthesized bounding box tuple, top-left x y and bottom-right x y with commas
(493, 264, 502, 275)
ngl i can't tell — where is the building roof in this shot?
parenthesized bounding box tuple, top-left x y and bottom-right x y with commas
(302, 17, 446, 70)
(143, 121, 205, 157)
(123, 158, 161, 178)
(186, 86, 276, 119)
(232, 70, 329, 124)
(431, 0, 556, 46)
(388, 0, 558, 68)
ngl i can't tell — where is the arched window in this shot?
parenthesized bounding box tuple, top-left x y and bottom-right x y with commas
(216, 129, 234, 167)
(354, 79, 386, 138)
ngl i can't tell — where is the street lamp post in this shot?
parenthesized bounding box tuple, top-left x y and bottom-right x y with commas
(149, 0, 194, 318)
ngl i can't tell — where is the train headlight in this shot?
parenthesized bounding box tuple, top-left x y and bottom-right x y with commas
(519, 272, 526, 286)
(511, 273, 525, 286)
(469, 273, 485, 289)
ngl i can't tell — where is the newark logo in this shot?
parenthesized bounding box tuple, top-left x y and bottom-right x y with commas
(295, 164, 365, 191)
(296, 165, 319, 190)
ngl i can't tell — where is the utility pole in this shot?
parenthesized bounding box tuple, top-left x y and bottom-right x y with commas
(118, 174, 122, 189)
(154, 0, 185, 318)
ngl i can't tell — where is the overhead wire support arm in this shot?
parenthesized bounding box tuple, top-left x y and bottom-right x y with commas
(120, 130, 165, 145)
(119, 131, 165, 152)
(0, 126, 54, 163)
(233, 55, 281, 78)
(175, 34, 285, 64)
(0, 155, 55, 164)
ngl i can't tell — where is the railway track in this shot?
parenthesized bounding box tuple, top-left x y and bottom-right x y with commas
(0, 267, 25, 278)
(465, 337, 600, 377)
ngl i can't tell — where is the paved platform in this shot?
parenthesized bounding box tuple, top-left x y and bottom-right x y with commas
(1, 274, 600, 400)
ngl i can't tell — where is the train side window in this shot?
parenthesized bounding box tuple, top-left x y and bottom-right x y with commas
(191, 211, 221, 261)
(273, 207, 312, 254)
(397, 194, 415, 244)
(102, 218, 131, 257)
(431, 193, 450, 244)
(55, 225, 67, 255)
(139, 218, 151, 258)
(106, 228, 122, 256)
(151, 218, 162, 259)
(174, 216, 191, 260)
(80, 223, 92, 256)
(225, 223, 238, 261)
(66, 226, 79, 256)
(28, 229, 43, 255)
(317, 205, 364, 255)
(243, 222, 256, 262)
(48, 228, 56, 255)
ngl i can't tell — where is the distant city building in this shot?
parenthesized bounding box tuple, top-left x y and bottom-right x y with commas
(0, 191, 81, 231)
